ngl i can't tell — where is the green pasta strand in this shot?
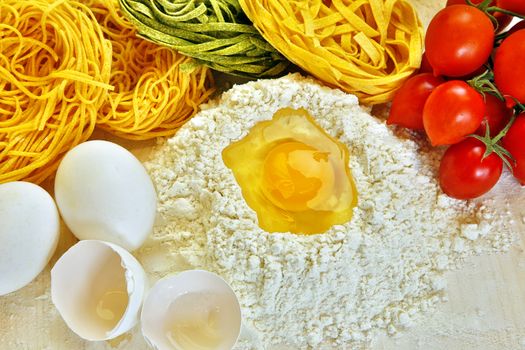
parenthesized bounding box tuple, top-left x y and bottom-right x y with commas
(118, 0, 289, 78)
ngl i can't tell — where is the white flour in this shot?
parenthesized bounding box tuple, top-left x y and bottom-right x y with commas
(141, 74, 515, 349)
(0, 75, 521, 350)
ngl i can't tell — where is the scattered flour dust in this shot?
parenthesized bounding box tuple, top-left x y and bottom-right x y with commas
(141, 73, 515, 349)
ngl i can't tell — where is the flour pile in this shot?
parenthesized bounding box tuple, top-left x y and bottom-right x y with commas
(141, 74, 514, 349)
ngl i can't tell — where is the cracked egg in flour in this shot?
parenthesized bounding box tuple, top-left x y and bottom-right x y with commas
(222, 107, 358, 234)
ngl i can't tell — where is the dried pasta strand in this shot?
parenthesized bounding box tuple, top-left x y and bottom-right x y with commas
(85, 0, 215, 140)
(0, 0, 112, 184)
(238, 0, 423, 104)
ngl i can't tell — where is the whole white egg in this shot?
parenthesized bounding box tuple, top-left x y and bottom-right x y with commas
(0, 181, 60, 296)
(54, 140, 157, 251)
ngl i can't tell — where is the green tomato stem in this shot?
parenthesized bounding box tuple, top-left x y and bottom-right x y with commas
(468, 112, 516, 169)
(495, 144, 515, 169)
(493, 113, 516, 144)
(486, 6, 525, 19)
(468, 69, 506, 102)
(495, 30, 509, 41)
(514, 100, 525, 114)
(485, 81, 505, 101)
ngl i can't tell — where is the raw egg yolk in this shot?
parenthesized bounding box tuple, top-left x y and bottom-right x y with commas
(222, 107, 357, 235)
(262, 141, 334, 212)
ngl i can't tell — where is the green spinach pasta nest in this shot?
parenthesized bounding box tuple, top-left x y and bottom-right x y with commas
(118, 0, 289, 78)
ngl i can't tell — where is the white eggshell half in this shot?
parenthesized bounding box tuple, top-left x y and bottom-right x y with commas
(54, 140, 157, 251)
(51, 240, 147, 341)
(0, 181, 59, 296)
(141, 270, 242, 350)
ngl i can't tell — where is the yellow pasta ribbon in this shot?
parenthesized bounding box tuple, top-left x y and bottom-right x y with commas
(86, 0, 216, 140)
(238, 0, 423, 104)
(0, 0, 112, 184)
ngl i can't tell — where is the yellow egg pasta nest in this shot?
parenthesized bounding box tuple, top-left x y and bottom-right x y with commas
(0, 0, 112, 184)
(238, 0, 423, 104)
(87, 0, 216, 140)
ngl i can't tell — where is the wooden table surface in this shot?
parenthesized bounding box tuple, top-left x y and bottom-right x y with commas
(4, 1, 525, 349)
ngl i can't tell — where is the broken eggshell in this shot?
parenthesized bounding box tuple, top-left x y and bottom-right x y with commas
(51, 240, 147, 341)
(141, 270, 242, 350)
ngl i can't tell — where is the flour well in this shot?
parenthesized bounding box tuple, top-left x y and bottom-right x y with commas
(142, 74, 515, 349)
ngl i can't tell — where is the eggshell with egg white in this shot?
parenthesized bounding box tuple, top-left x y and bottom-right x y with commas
(141, 270, 242, 350)
(51, 240, 147, 341)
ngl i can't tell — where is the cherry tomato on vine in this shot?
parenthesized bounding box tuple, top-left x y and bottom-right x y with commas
(494, 29, 525, 107)
(502, 114, 525, 185)
(423, 80, 485, 146)
(446, 0, 512, 30)
(476, 93, 512, 137)
(425, 5, 495, 77)
(439, 138, 503, 199)
(419, 52, 433, 74)
(387, 73, 444, 130)
(497, 0, 525, 16)
(457, 65, 490, 81)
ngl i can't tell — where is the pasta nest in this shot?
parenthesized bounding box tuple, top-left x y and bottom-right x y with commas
(88, 0, 216, 140)
(118, 0, 289, 78)
(239, 0, 423, 104)
(0, 0, 112, 184)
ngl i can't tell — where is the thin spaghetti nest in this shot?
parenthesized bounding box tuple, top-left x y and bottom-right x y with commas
(239, 0, 423, 104)
(118, 0, 289, 78)
(0, 0, 112, 184)
(88, 0, 216, 140)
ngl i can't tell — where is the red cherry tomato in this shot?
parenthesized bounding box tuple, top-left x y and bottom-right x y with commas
(423, 80, 485, 146)
(446, 0, 512, 31)
(502, 114, 525, 185)
(439, 138, 503, 199)
(419, 52, 433, 74)
(497, 0, 525, 15)
(476, 93, 512, 137)
(494, 29, 525, 107)
(387, 73, 445, 130)
(456, 65, 489, 81)
(425, 5, 495, 77)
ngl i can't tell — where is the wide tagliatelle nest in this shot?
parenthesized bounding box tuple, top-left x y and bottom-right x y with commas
(118, 0, 289, 78)
(239, 0, 423, 104)
(87, 0, 216, 140)
(0, 0, 112, 184)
